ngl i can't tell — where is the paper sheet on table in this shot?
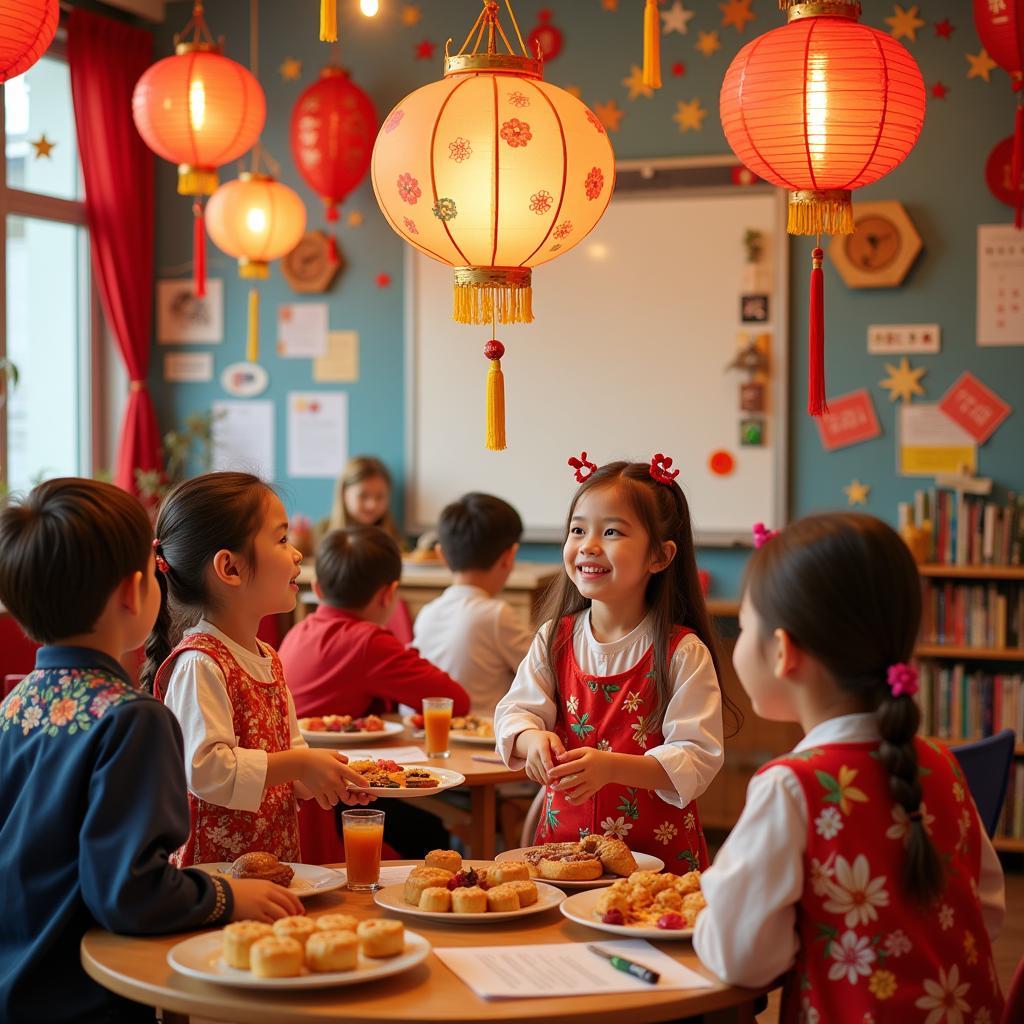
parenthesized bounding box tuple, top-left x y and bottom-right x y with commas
(286, 391, 348, 478)
(211, 400, 275, 479)
(277, 303, 328, 357)
(377, 864, 417, 885)
(433, 940, 715, 999)
(340, 746, 428, 763)
(898, 403, 977, 476)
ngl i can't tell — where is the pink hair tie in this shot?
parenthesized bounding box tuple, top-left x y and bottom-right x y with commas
(152, 538, 170, 574)
(568, 451, 597, 484)
(887, 662, 919, 699)
(752, 522, 778, 549)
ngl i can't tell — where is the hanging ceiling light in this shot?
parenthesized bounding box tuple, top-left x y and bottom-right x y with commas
(0, 0, 58, 84)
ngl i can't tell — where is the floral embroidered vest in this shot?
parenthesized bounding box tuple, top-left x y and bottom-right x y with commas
(759, 739, 1003, 1024)
(535, 616, 708, 871)
(154, 633, 300, 866)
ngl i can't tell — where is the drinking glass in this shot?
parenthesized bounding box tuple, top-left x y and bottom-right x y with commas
(342, 808, 385, 891)
(422, 697, 454, 759)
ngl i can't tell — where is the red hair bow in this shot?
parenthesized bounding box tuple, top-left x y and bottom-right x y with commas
(568, 451, 598, 484)
(752, 522, 778, 549)
(649, 453, 679, 485)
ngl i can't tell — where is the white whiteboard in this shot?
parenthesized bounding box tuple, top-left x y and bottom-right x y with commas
(405, 159, 788, 545)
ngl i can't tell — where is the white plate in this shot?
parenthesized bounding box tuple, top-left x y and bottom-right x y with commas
(167, 928, 431, 989)
(373, 879, 564, 923)
(559, 888, 694, 939)
(346, 764, 466, 798)
(192, 862, 346, 900)
(449, 730, 496, 747)
(494, 848, 665, 889)
(300, 720, 405, 747)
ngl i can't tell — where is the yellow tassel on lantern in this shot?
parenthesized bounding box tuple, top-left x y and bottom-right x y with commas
(453, 268, 533, 326)
(483, 339, 507, 452)
(643, 0, 662, 90)
(246, 287, 260, 363)
(787, 189, 854, 236)
(320, 0, 337, 41)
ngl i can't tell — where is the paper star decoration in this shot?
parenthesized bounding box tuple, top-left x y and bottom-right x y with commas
(843, 480, 871, 507)
(415, 39, 436, 60)
(673, 98, 707, 132)
(601, 0, 618, 11)
(966, 48, 998, 82)
(672, 61, 686, 77)
(347, 211, 364, 227)
(622, 64, 654, 100)
(696, 30, 721, 57)
(934, 18, 954, 40)
(401, 4, 421, 26)
(593, 99, 624, 132)
(880, 357, 926, 403)
(720, 0, 755, 34)
(885, 4, 925, 42)
(279, 58, 302, 81)
(30, 134, 55, 159)
(931, 81, 950, 100)
(662, 1, 695, 35)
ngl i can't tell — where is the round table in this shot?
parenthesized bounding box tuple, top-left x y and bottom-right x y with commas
(81, 864, 767, 1024)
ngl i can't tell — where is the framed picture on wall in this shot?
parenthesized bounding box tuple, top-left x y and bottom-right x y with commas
(157, 279, 224, 344)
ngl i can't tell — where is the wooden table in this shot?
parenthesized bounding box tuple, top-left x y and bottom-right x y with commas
(81, 864, 768, 1024)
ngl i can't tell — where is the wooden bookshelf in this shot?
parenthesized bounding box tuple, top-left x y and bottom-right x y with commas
(917, 564, 1024, 580)
(924, 736, 1024, 757)
(994, 837, 1024, 854)
(915, 643, 1024, 661)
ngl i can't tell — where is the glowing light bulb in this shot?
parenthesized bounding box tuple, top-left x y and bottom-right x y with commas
(246, 206, 267, 234)
(188, 78, 206, 131)
(360, 0, 379, 15)
(806, 59, 828, 164)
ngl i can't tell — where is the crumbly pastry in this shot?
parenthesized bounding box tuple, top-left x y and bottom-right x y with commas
(418, 886, 452, 913)
(592, 837, 638, 877)
(424, 849, 462, 874)
(488, 861, 531, 884)
(272, 915, 316, 947)
(485, 883, 521, 913)
(229, 851, 295, 888)
(404, 867, 453, 905)
(222, 921, 273, 969)
(305, 930, 358, 972)
(357, 919, 404, 957)
(315, 913, 359, 933)
(594, 870, 706, 929)
(249, 936, 304, 978)
(537, 856, 603, 881)
(450, 885, 488, 914)
(503, 879, 538, 907)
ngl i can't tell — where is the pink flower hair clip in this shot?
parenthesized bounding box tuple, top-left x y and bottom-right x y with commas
(887, 662, 919, 699)
(152, 538, 170, 574)
(752, 522, 779, 549)
(649, 453, 680, 485)
(568, 451, 598, 484)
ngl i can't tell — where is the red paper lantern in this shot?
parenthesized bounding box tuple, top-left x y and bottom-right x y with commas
(986, 135, 1024, 207)
(290, 67, 376, 225)
(0, 0, 58, 84)
(527, 9, 564, 62)
(720, 0, 925, 416)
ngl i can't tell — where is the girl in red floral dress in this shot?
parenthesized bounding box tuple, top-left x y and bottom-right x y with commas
(694, 513, 1005, 1023)
(141, 472, 373, 866)
(496, 455, 739, 869)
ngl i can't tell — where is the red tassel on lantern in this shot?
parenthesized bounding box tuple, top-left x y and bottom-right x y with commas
(808, 247, 827, 417)
(1013, 98, 1023, 230)
(192, 200, 206, 299)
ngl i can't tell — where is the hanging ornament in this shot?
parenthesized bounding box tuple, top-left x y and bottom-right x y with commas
(987, 135, 1024, 210)
(291, 65, 377, 266)
(132, 2, 266, 298)
(483, 339, 507, 450)
(973, 0, 1024, 228)
(321, 0, 337, 42)
(720, 0, 925, 417)
(0, 0, 58, 84)
(642, 0, 662, 89)
(528, 9, 564, 62)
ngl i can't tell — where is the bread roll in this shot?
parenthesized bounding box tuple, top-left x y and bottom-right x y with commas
(272, 915, 316, 947)
(503, 879, 538, 907)
(315, 913, 359, 933)
(418, 886, 452, 913)
(488, 861, 531, 884)
(424, 849, 462, 874)
(229, 851, 295, 887)
(357, 919, 404, 957)
(485, 883, 521, 913)
(249, 936, 304, 978)
(594, 838, 638, 877)
(222, 921, 273, 969)
(450, 886, 487, 914)
(305, 930, 358, 972)
(404, 867, 453, 905)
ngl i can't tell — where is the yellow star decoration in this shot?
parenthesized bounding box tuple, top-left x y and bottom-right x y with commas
(401, 4, 421, 27)
(696, 30, 721, 57)
(885, 4, 925, 42)
(966, 48, 998, 82)
(880, 357, 926, 403)
(594, 99, 624, 132)
(719, 0, 755, 34)
(347, 211, 364, 227)
(622, 64, 653, 101)
(843, 479, 871, 507)
(673, 98, 707, 132)
(279, 57, 302, 81)
(30, 134, 55, 159)
(565, 85, 583, 100)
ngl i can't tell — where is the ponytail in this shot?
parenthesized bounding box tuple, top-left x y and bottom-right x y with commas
(140, 568, 175, 694)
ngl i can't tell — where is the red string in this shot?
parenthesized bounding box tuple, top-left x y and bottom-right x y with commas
(1013, 101, 1023, 231)
(192, 201, 206, 299)
(808, 247, 827, 417)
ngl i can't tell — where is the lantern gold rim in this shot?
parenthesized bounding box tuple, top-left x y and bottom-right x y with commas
(784, 1, 860, 22)
(174, 41, 222, 56)
(239, 258, 270, 279)
(453, 267, 532, 288)
(177, 165, 219, 196)
(444, 53, 542, 79)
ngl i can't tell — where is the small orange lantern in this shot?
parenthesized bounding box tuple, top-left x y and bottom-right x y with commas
(0, 0, 58, 84)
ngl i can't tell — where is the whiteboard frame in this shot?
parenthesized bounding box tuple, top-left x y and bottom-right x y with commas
(404, 155, 790, 547)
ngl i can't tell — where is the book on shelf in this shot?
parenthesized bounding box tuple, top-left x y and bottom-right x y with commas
(997, 762, 1024, 842)
(915, 661, 1022, 742)
(920, 579, 1024, 649)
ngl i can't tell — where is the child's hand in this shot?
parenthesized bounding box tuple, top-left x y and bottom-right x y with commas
(548, 747, 616, 804)
(297, 749, 371, 810)
(226, 878, 304, 922)
(522, 730, 567, 785)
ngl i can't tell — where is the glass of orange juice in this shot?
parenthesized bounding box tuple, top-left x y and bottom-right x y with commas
(422, 697, 453, 759)
(342, 808, 385, 891)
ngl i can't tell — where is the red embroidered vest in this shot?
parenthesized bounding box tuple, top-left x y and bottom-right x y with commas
(154, 633, 300, 866)
(535, 615, 709, 870)
(759, 739, 1003, 1024)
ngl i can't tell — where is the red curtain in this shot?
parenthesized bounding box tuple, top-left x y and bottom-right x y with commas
(67, 9, 161, 496)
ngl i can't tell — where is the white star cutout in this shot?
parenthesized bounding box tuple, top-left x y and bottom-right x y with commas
(662, 0, 695, 34)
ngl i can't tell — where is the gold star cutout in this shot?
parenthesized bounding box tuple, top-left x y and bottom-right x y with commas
(966, 48, 998, 82)
(401, 4, 421, 26)
(30, 134, 55, 159)
(622, 64, 653, 101)
(885, 4, 925, 42)
(347, 210, 364, 227)
(673, 98, 707, 132)
(880, 357, 926, 403)
(279, 57, 302, 81)
(593, 99, 624, 132)
(565, 85, 583, 99)
(696, 30, 721, 57)
(719, 0, 755, 34)
(843, 479, 871, 507)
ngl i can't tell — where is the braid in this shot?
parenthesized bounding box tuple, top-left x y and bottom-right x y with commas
(140, 569, 173, 694)
(875, 690, 944, 904)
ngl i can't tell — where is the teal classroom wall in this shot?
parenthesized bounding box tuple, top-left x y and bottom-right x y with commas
(151, 0, 1024, 597)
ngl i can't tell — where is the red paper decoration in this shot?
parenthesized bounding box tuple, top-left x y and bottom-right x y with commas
(527, 9, 564, 61)
(0, 0, 57, 84)
(986, 135, 1024, 207)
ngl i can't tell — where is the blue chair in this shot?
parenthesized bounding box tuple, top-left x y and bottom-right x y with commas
(949, 729, 1016, 838)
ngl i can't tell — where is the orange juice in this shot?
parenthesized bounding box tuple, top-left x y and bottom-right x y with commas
(342, 810, 384, 890)
(423, 701, 452, 758)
